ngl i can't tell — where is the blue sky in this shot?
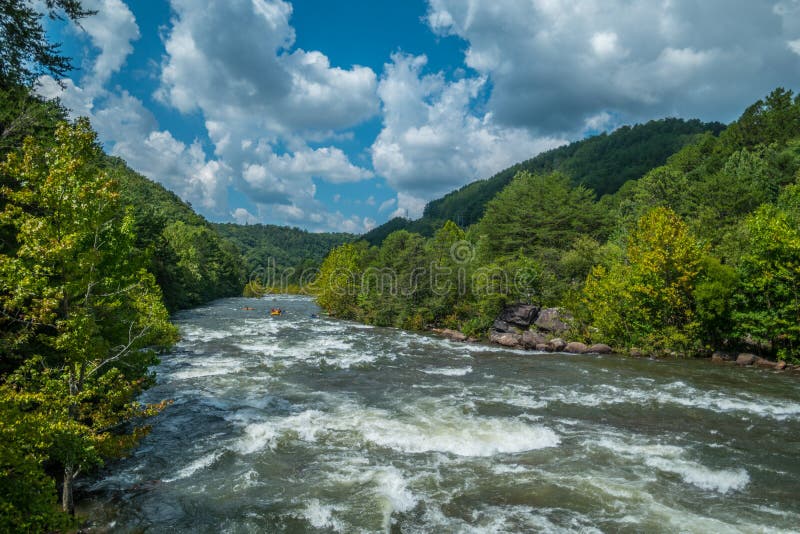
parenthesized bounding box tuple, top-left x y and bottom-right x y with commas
(41, 0, 800, 233)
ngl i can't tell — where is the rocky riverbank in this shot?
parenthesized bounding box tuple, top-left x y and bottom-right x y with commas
(431, 303, 800, 373)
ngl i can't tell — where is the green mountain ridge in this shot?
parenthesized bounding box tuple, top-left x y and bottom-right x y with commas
(213, 223, 354, 285)
(362, 117, 725, 245)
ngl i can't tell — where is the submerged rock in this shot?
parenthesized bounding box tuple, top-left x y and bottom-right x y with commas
(755, 357, 777, 369)
(736, 353, 757, 366)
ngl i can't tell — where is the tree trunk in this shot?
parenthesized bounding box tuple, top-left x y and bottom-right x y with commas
(62, 465, 75, 516)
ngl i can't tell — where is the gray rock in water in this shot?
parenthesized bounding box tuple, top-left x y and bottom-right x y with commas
(565, 341, 588, 354)
(491, 331, 522, 347)
(534, 308, 572, 333)
(522, 330, 548, 349)
(587, 343, 613, 354)
(498, 304, 540, 328)
(547, 338, 567, 352)
(736, 353, 757, 366)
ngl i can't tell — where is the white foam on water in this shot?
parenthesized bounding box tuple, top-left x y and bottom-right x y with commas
(234, 342, 276, 354)
(302, 499, 345, 531)
(491, 464, 529, 474)
(418, 504, 602, 534)
(645, 457, 749, 494)
(590, 436, 749, 494)
(163, 450, 223, 482)
(372, 467, 418, 531)
(233, 402, 559, 457)
(536, 381, 800, 422)
(234, 420, 282, 454)
(179, 325, 232, 343)
(421, 366, 473, 376)
(168, 356, 244, 380)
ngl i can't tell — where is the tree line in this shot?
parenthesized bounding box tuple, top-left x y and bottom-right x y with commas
(315, 88, 800, 362)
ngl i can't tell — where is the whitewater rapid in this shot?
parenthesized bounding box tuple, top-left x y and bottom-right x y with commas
(79, 296, 800, 532)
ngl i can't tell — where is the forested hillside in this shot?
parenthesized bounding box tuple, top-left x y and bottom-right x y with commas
(315, 88, 800, 362)
(213, 223, 353, 288)
(362, 118, 724, 245)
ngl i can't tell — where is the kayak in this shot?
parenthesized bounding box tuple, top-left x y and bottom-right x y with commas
(270, 310, 282, 316)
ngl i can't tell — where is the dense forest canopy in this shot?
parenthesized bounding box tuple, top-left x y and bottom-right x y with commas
(213, 223, 353, 290)
(315, 88, 800, 363)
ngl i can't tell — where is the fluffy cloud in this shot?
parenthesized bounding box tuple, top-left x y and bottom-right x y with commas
(231, 208, 259, 225)
(80, 0, 140, 87)
(371, 53, 566, 215)
(152, 0, 378, 227)
(156, 1, 378, 144)
(426, 0, 800, 133)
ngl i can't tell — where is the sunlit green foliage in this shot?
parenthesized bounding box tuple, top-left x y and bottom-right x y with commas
(731, 204, 800, 361)
(0, 120, 177, 522)
(313, 242, 368, 320)
(583, 208, 705, 351)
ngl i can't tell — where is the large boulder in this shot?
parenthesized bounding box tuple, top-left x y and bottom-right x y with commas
(736, 353, 757, 366)
(547, 338, 567, 352)
(565, 342, 588, 354)
(776, 360, 787, 370)
(492, 319, 513, 333)
(587, 343, 613, 354)
(497, 304, 540, 328)
(522, 330, 548, 349)
(534, 308, 572, 333)
(490, 331, 522, 348)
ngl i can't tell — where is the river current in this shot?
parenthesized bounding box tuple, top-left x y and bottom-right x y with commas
(80, 296, 800, 533)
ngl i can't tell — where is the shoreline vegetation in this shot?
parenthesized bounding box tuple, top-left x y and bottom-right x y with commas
(312, 88, 800, 369)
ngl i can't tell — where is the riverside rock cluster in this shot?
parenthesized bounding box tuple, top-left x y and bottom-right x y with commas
(432, 304, 799, 373)
(434, 304, 612, 355)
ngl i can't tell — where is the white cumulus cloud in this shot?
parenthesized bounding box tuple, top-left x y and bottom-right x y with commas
(371, 53, 566, 212)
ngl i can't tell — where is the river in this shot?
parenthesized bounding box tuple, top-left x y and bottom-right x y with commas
(79, 296, 800, 533)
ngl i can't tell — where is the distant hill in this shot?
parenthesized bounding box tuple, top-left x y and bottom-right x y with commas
(362, 118, 725, 245)
(213, 223, 354, 284)
(103, 157, 245, 310)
